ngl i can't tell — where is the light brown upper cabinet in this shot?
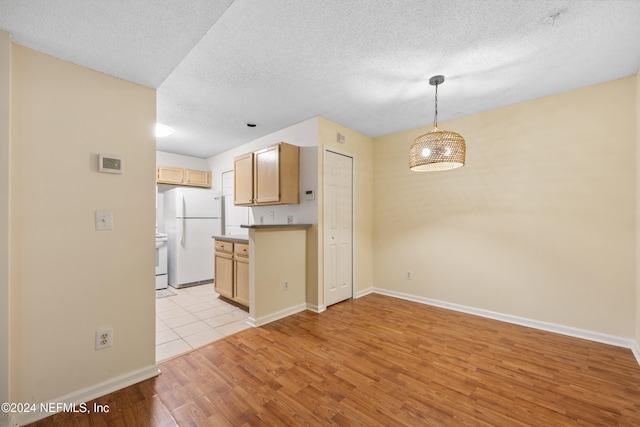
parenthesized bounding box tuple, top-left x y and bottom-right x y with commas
(156, 166, 184, 185)
(233, 142, 300, 206)
(156, 166, 211, 188)
(184, 169, 211, 187)
(233, 152, 254, 205)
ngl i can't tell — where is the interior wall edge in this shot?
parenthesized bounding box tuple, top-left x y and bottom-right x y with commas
(633, 343, 640, 367)
(305, 303, 326, 313)
(635, 67, 640, 354)
(354, 287, 374, 299)
(249, 303, 308, 328)
(0, 29, 11, 427)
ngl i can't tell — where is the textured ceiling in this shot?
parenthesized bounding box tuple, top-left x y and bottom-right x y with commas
(2, 0, 640, 158)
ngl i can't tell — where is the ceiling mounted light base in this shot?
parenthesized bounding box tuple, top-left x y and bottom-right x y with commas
(409, 75, 466, 172)
(429, 75, 444, 86)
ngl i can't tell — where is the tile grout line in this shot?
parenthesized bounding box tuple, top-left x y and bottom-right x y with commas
(155, 283, 250, 362)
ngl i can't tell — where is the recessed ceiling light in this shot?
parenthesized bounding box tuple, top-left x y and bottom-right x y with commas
(155, 123, 175, 138)
(246, 123, 257, 128)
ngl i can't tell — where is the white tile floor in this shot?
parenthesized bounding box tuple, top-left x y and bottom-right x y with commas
(156, 282, 250, 362)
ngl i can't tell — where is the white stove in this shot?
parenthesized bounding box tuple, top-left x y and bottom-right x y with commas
(155, 233, 168, 290)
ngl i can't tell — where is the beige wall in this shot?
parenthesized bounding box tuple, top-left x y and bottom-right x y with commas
(10, 45, 157, 404)
(0, 31, 10, 426)
(637, 68, 640, 349)
(373, 77, 636, 338)
(317, 117, 373, 308)
(249, 228, 307, 322)
(157, 150, 210, 170)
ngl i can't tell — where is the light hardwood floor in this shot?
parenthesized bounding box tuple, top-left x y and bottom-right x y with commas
(29, 294, 640, 426)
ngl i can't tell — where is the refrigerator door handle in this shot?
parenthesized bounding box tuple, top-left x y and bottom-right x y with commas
(179, 218, 185, 246)
(179, 191, 185, 218)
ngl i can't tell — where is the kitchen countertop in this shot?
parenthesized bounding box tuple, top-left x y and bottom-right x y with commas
(240, 224, 312, 229)
(211, 234, 249, 243)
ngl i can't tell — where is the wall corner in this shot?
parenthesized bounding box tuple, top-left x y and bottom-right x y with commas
(0, 30, 11, 427)
(636, 67, 640, 351)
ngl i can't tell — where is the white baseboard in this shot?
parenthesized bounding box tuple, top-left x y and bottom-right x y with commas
(248, 303, 308, 327)
(632, 342, 640, 366)
(308, 287, 372, 312)
(306, 303, 326, 313)
(354, 287, 374, 299)
(372, 288, 638, 357)
(12, 364, 160, 427)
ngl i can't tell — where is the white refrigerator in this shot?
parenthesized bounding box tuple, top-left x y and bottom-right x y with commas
(164, 187, 222, 288)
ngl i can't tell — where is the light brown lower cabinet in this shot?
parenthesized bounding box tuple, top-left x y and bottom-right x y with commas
(214, 251, 233, 300)
(214, 239, 249, 308)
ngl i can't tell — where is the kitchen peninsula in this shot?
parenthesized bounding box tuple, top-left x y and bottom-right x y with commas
(213, 223, 312, 327)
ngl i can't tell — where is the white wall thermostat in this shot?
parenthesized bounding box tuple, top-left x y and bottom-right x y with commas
(99, 154, 123, 174)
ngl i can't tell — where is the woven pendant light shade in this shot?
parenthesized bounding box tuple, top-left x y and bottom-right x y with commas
(409, 75, 466, 172)
(409, 127, 466, 171)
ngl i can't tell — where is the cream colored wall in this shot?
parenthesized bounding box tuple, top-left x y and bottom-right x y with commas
(249, 228, 307, 322)
(636, 68, 640, 349)
(0, 31, 10, 426)
(317, 117, 373, 308)
(10, 45, 156, 404)
(156, 150, 210, 170)
(373, 77, 636, 338)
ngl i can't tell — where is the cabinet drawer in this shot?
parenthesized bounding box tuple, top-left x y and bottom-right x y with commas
(234, 243, 249, 258)
(214, 240, 234, 254)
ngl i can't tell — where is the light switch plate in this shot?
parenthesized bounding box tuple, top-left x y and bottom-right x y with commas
(95, 210, 113, 231)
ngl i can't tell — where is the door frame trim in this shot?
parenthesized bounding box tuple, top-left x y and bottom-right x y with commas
(322, 146, 356, 308)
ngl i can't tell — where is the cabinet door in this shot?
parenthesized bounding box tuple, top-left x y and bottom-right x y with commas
(157, 166, 184, 184)
(234, 257, 249, 307)
(277, 143, 300, 204)
(214, 253, 233, 299)
(254, 145, 280, 204)
(185, 169, 211, 188)
(234, 153, 254, 205)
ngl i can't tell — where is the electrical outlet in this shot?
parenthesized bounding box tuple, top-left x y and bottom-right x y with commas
(287, 216, 293, 224)
(282, 281, 289, 291)
(95, 328, 113, 350)
(406, 271, 412, 280)
(259, 216, 264, 224)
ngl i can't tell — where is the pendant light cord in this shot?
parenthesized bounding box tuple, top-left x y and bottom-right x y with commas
(433, 82, 439, 128)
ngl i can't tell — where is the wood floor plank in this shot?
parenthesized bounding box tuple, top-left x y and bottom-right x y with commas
(27, 294, 640, 426)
